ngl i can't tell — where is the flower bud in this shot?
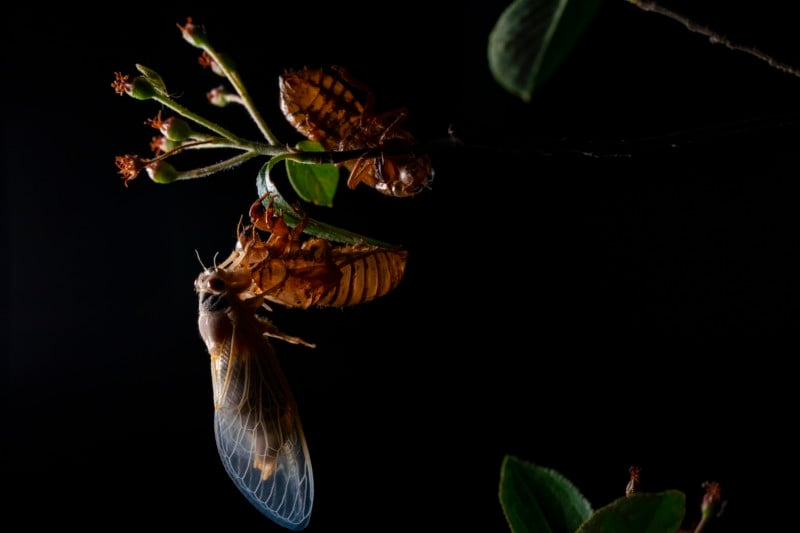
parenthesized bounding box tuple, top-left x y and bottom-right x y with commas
(116, 154, 146, 186)
(146, 161, 179, 184)
(150, 136, 179, 155)
(161, 117, 193, 142)
(198, 51, 231, 77)
(700, 481, 722, 519)
(177, 17, 211, 49)
(625, 466, 641, 496)
(112, 72, 156, 100)
(211, 52, 235, 76)
(207, 86, 231, 107)
(128, 76, 159, 100)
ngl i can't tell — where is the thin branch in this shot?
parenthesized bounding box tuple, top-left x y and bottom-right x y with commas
(151, 94, 244, 143)
(628, 0, 800, 78)
(174, 151, 261, 181)
(202, 46, 280, 145)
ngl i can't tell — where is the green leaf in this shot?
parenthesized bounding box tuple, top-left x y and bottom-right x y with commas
(575, 491, 686, 533)
(488, 0, 604, 102)
(135, 64, 168, 96)
(499, 455, 593, 533)
(285, 140, 340, 207)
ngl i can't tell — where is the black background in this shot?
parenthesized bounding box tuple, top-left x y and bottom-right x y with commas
(4, 2, 798, 531)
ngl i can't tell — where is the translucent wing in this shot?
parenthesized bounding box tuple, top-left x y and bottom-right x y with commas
(197, 244, 315, 529)
(209, 307, 314, 530)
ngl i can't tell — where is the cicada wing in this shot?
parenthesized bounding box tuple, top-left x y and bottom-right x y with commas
(212, 330, 314, 530)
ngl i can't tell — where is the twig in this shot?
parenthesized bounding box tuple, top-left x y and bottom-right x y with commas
(628, 0, 800, 78)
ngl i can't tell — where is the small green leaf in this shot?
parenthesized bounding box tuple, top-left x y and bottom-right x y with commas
(488, 0, 604, 102)
(576, 491, 686, 533)
(285, 140, 339, 207)
(135, 64, 168, 95)
(499, 455, 592, 533)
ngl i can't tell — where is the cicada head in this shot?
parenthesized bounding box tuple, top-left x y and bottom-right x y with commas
(195, 265, 259, 349)
(392, 153, 434, 197)
(359, 152, 434, 198)
(195, 265, 253, 299)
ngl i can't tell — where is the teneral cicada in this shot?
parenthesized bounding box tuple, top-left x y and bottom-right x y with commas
(195, 263, 314, 530)
(279, 66, 434, 198)
(215, 195, 408, 309)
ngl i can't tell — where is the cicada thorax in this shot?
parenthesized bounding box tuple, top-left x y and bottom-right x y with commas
(279, 67, 433, 197)
(222, 195, 409, 309)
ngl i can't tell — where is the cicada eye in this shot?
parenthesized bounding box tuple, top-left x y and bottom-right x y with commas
(208, 276, 226, 293)
(390, 180, 406, 197)
(194, 271, 227, 294)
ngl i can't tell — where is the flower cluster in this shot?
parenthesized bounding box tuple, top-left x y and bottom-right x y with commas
(111, 19, 287, 187)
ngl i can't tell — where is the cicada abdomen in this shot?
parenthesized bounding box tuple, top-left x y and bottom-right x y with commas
(279, 67, 433, 197)
(195, 265, 314, 530)
(314, 244, 408, 307)
(242, 240, 408, 309)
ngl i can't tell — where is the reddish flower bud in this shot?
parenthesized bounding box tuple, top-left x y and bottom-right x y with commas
(177, 17, 210, 48)
(207, 86, 232, 107)
(626, 466, 641, 496)
(111, 72, 158, 100)
(700, 481, 722, 519)
(115, 154, 148, 187)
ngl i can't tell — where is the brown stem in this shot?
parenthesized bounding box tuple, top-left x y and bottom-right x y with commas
(629, 0, 800, 78)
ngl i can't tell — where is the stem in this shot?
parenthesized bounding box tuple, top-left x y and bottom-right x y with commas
(183, 137, 293, 156)
(151, 94, 245, 143)
(201, 47, 280, 145)
(272, 141, 447, 166)
(628, 0, 800, 78)
(693, 515, 710, 533)
(219, 93, 246, 106)
(152, 138, 286, 159)
(175, 151, 261, 181)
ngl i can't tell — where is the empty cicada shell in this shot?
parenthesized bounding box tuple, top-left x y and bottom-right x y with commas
(215, 196, 408, 309)
(195, 263, 314, 530)
(279, 66, 433, 198)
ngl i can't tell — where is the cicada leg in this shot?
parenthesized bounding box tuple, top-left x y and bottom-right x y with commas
(256, 314, 316, 348)
(372, 109, 410, 144)
(249, 193, 309, 257)
(345, 155, 375, 190)
(238, 292, 316, 347)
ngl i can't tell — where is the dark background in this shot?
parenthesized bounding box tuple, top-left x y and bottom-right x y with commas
(4, 2, 798, 531)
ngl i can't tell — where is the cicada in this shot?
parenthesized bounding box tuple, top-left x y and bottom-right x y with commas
(215, 195, 408, 309)
(195, 263, 314, 530)
(279, 66, 434, 198)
